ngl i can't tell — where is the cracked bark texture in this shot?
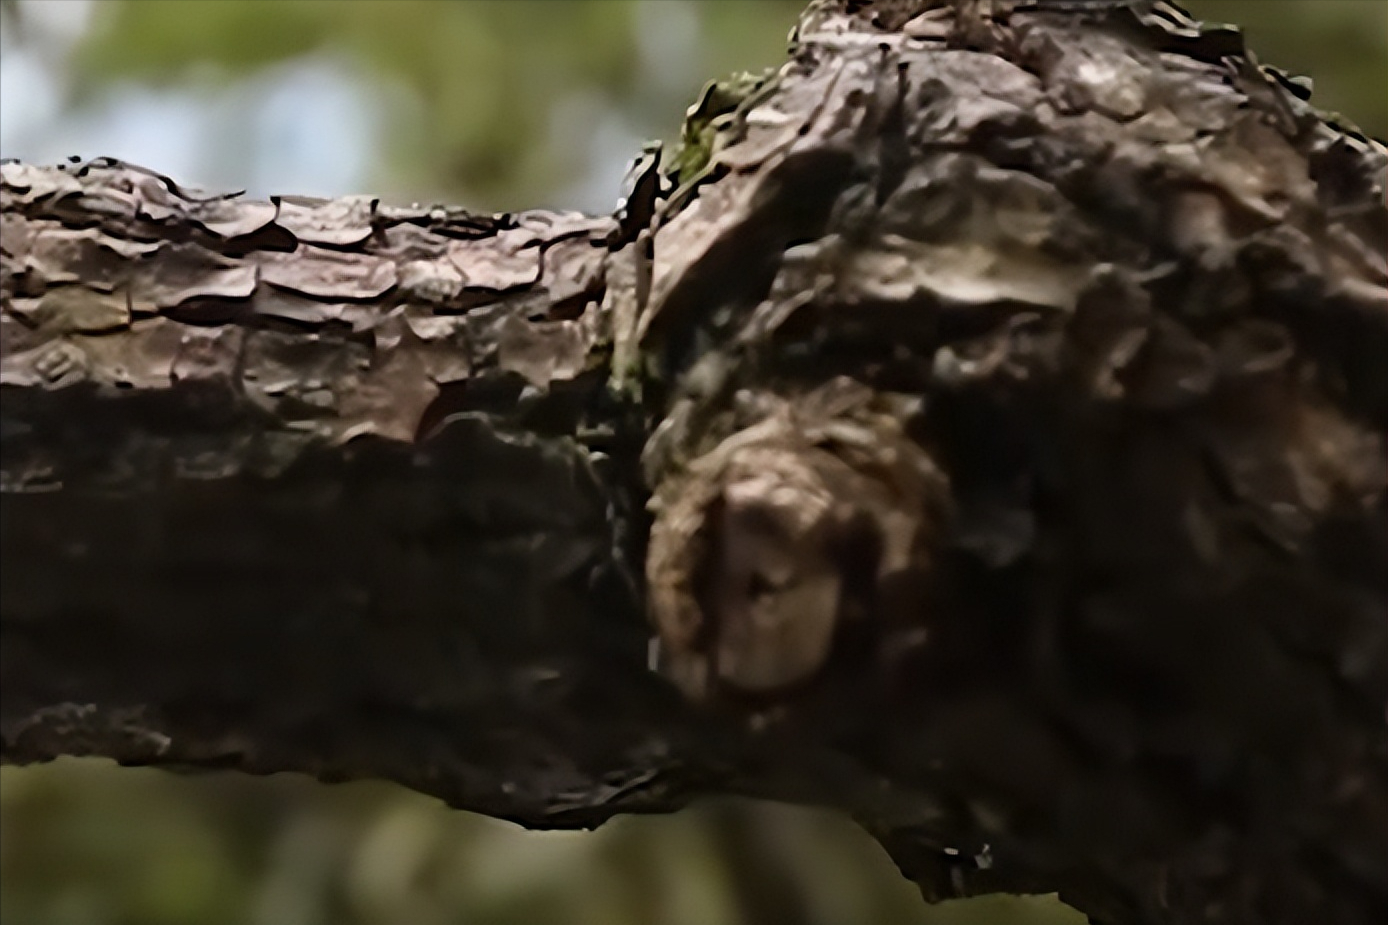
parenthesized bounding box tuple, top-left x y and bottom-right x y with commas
(3, 2, 1386, 923)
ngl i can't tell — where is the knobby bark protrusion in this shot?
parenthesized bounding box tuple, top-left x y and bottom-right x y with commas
(647, 377, 949, 704)
(3, 2, 1386, 924)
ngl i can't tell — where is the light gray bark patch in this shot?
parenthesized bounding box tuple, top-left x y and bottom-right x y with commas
(132, 242, 258, 308)
(274, 194, 377, 247)
(259, 245, 397, 300)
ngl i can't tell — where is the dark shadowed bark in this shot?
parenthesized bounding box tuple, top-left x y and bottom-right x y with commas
(2, 2, 1385, 923)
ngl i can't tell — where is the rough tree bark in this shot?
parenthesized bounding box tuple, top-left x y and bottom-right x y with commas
(2, 1, 1385, 923)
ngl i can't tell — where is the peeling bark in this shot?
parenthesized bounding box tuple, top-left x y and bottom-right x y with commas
(3, 2, 1386, 924)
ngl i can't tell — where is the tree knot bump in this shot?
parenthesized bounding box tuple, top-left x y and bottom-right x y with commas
(646, 379, 950, 706)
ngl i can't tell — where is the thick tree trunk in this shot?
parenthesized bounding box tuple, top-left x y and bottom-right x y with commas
(2, 2, 1385, 923)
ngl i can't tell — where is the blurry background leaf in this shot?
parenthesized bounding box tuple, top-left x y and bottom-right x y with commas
(20, 0, 1378, 211)
(49, 0, 805, 209)
(0, 760, 1092, 925)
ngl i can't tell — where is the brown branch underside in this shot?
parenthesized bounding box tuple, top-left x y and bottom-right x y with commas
(3, 2, 1387, 924)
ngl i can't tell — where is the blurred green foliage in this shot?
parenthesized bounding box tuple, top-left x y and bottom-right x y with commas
(1193, 0, 1387, 133)
(66, 0, 806, 208)
(2, 1, 1383, 923)
(52, 0, 1388, 209)
(1, 759, 1088, 925)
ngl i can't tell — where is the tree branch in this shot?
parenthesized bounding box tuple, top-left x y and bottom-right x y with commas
(3, 2, 1386, 923)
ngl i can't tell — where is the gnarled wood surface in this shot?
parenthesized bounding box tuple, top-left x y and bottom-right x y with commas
(3, 2, 1385, 923)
